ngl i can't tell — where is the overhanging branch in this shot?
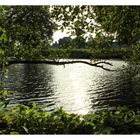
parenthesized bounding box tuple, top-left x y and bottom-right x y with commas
(6, 60, 115, 71)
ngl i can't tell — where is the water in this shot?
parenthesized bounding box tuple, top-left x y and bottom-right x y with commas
(1, 59, 140, 114)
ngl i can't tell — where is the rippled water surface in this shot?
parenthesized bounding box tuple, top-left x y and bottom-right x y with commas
(2, 59, 140, 114)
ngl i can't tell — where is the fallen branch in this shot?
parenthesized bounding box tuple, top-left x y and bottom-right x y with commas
(5, 60, 115, 71)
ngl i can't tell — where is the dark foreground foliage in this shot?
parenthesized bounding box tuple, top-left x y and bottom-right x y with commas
(0, 104, 140, 134)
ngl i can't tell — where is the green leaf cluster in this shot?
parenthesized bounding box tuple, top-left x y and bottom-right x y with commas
(0, 6, 56, 60)
(52, 6, 140, 46)
(0, 105, 140, 134)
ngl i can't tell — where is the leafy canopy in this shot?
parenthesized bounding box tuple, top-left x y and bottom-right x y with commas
(0, 6, 57, 60)
(1, 6, 140, 61)
(51, 6, 140, 46)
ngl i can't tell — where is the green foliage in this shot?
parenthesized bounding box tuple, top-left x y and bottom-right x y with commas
(0, 27, 8, 66)
(129, 44, 140, 65)
(0, 106, 140, 134)
(94, 6, 140, 45)
(0, 28, 7, 44)
(0, 7, 10, 111)
(43, 47, 130, 60)
(52, 36, 87, 49)
(1, 5, 139, 61)
(51, 6, 95, 37)
(0, 90, 9, 109)
(0, 6, 56, 60)
(0, 5, 140, 135)
(10, 103, 48, 134)
(52, 6, 140, 46)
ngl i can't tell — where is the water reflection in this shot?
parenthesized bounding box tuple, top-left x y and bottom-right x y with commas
(4, 64, 58, 111)
(3, 60, 140, 114)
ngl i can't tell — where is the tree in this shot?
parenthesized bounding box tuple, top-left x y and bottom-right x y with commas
(2, 6, 139, 60)
(52, 36, 86, 49)
(0, 6, 56, 60)
(71, 36, 86, 48)
(2, 6, 138, 71)
(51, 6, 140, 46)
(58, 37, 71, 48)
(91, 33, 114, 48)
(94, 6, 140, 45)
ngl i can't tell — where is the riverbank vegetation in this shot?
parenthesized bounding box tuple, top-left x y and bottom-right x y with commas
(42, 47, 131, 60)
(1, 105, 140, 134)
(0, 6, 140, 134)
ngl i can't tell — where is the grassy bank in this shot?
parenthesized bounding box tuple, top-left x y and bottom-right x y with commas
(42, 48, 131, 60)
(0, 104, 140, 134)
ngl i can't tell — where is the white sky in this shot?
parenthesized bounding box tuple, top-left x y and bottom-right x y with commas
(53, 30, 71, 43)
(52, 30, 96, 43)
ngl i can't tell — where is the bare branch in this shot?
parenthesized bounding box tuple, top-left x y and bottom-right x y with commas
(5, 60, 115, 71)
(93, 61, 113, 66)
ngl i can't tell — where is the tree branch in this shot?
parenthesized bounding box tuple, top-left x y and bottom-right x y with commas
(6, 60, 115, 71)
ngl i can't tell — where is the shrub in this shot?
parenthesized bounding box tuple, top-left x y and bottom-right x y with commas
(0, 105, 140, 134)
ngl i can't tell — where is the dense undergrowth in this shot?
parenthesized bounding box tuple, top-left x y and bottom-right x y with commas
(0, 104, 140, 134)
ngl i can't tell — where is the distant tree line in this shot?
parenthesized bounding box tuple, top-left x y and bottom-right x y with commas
(52, 35, 117, 49)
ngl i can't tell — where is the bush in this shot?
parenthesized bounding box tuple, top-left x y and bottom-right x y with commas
(0, 105, 140, 134)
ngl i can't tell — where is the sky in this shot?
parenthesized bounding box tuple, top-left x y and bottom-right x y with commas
(53, 30, 70, 43)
